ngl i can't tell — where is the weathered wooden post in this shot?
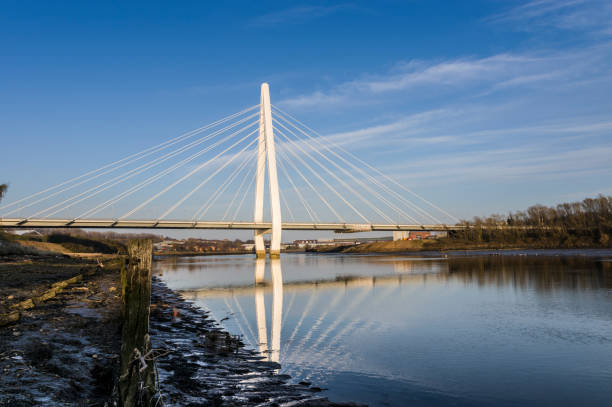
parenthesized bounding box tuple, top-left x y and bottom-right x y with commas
(119, 239, 155, 406)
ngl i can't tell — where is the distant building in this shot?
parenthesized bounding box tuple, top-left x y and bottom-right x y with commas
(393, 231, 433, 241)
(153, 240, 178, 251)
(241, 243, 256, 251)
(292, 239, 319, 248)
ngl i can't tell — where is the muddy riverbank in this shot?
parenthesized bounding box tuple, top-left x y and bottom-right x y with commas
(0, 254, 123, 406)
(0, 249, 362, 406)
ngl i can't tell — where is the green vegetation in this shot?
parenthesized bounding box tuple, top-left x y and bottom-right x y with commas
(446, 194, 612, 248)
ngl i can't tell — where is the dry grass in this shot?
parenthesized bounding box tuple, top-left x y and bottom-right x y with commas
(15, 240, 69, 254)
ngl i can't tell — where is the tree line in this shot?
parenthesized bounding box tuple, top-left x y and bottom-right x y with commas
(450, 195, 612, 248)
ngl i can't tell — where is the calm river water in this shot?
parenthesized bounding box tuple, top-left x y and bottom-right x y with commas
(154, 251, 612, 406)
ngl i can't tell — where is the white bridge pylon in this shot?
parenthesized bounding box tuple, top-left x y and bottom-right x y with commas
(254, 83, 282, 258)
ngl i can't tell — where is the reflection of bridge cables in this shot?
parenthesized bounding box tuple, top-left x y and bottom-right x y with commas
(286, 286, 373, 378)
(275, 126, 397, 224)
(286, 287, 368, 360)
(299, 285, 400, 382)
(231, 295, 259, 348)
(274, 120, 422, 224)
(27, 116, 259, 219)
(0, 105, 259, 213)
(281, 289, 319, 355)
(281, 290, 297, 326)
(272, 105, 459, 224)
(223, 296, 258, 349)
(282, 289, 346, 366)
(315, 285, 399, 356)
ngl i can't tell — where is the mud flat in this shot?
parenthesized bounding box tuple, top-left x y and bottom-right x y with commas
(0, 254, 123, 406)
(0, 249, 362, 406)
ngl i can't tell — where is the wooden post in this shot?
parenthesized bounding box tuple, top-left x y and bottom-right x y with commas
(119, 239, 155, 406)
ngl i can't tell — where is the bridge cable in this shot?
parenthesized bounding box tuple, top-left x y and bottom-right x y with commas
(231, 167, 257, 221)
(275, 126, 396, 224)
(276, 148, 337, 222)
(276, 137, 368, 223)
(74, 119, 260, 219)
(274, 119, 421, 224)
(155, 133, 259, 220)
(279, 188, 296, 222)
(192, 148, 257, 220)
(222, 159, 257, 220)
(276, 157, 319, 223)
(273, 109, 443, 224)
(273, 109, 444, 224)
(77, 121, 258, 220)
(272, 105, 459, 223)
(13, 113, 259, 218)
(0, 104, 259, 213)
(35, 119, 259, 219)
(117, 127, 257, 219)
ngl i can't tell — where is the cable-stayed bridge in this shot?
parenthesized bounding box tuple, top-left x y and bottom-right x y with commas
(0, 83, 459, 257)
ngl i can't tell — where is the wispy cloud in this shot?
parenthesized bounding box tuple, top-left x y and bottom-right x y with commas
(486, 0, 612, 35)
(386, 144, 612, 186)
(278, 44, 612, 109)
(249, 4, 353, 27)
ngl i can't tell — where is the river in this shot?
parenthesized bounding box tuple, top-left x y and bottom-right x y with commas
(153, 250, 612, 406)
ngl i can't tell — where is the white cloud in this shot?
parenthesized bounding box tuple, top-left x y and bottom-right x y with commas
(486, 0, 612, 35)
(278, 44, 612, 109)
(386, 144, 612, 185)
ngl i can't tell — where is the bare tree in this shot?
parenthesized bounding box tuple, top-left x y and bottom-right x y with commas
(0, 184, 6, 203)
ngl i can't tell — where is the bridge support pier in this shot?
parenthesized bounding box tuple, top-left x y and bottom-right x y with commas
(254, 83, 282, 258)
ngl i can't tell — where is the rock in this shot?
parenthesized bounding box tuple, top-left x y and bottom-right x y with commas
(0, 310, 20, 327)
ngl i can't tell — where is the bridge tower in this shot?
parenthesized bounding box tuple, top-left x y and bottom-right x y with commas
(254, 83, 282, 258)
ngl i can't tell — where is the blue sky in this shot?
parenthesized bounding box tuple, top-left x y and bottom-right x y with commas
(1, 0, 612, 234)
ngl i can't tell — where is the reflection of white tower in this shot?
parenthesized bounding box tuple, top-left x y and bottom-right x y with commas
(270, 258, 283, 363)
(254, 258, 268, 355)
(253, 83, 282, 258)
(253, 258, 284, 363)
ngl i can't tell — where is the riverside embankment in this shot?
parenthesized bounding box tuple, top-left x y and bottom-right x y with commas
(0, 241, 360, 406)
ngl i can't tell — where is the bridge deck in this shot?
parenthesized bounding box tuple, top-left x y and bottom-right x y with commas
(0, 218, 460, 232)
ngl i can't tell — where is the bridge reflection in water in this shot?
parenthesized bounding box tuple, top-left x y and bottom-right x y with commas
(160, 253, 612, 406)
(176, 255, 452, 378)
